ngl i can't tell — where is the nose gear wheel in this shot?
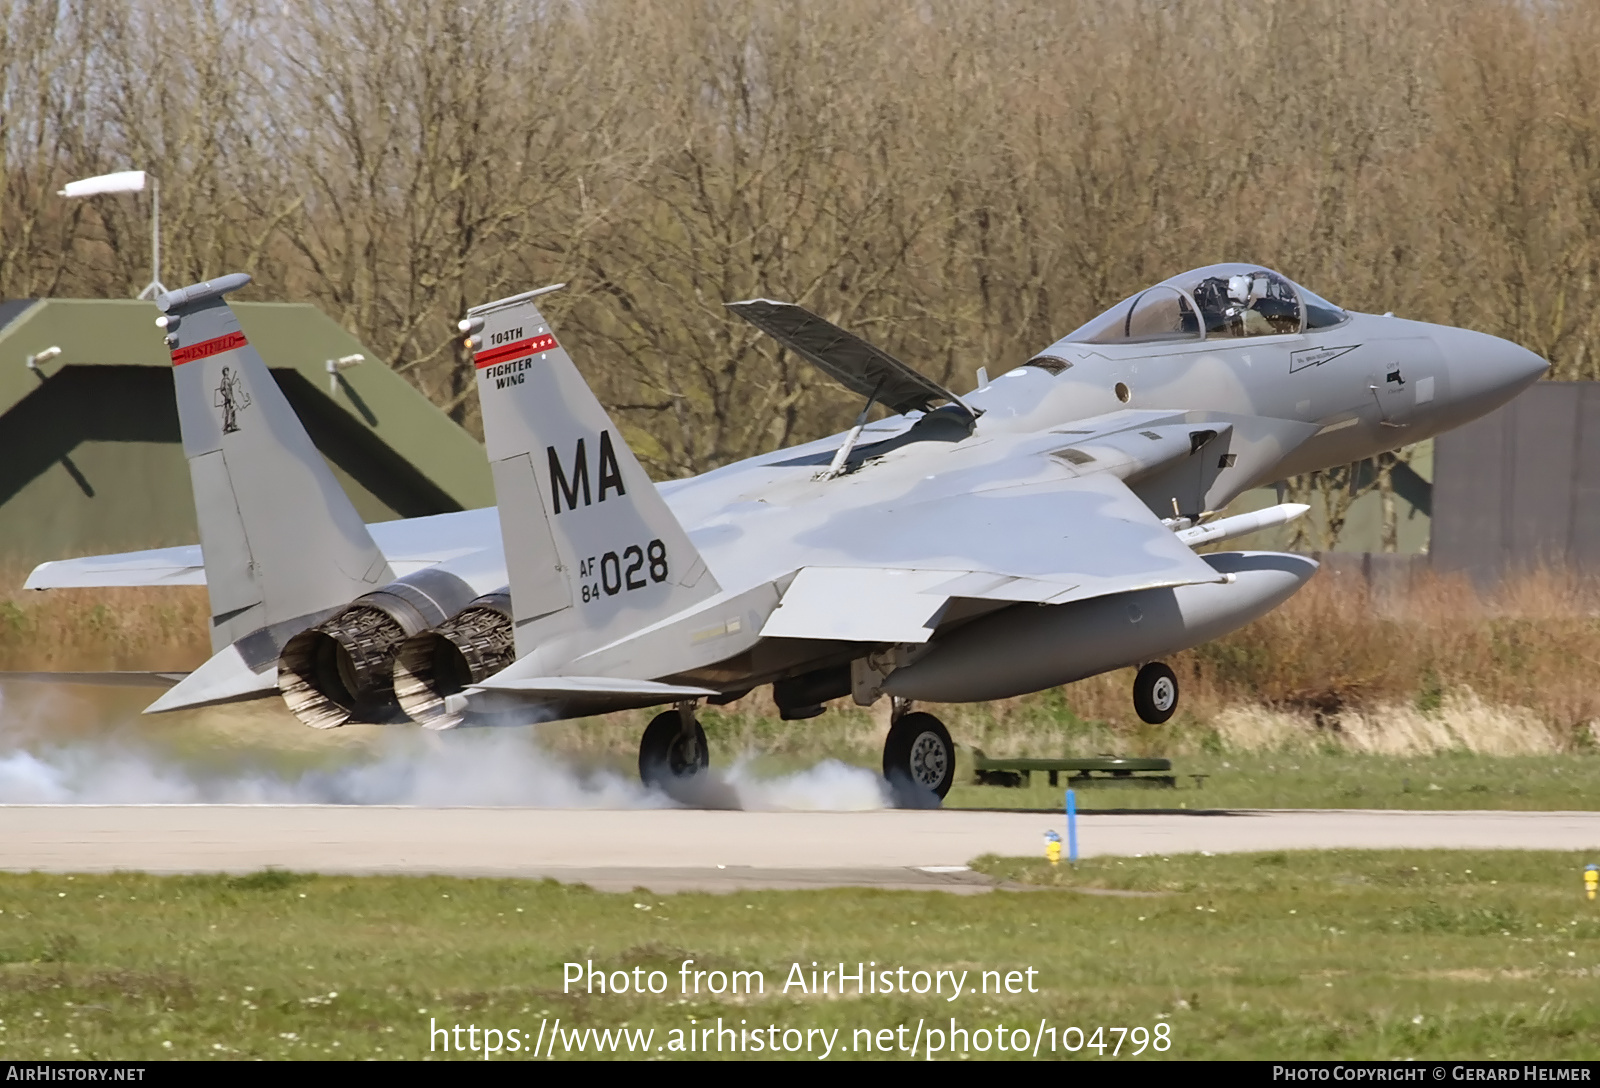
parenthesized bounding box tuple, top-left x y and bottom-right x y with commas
(1133, 662, 1179, 724)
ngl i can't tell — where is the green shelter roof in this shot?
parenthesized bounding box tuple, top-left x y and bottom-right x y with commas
(0, 297, 494, 568)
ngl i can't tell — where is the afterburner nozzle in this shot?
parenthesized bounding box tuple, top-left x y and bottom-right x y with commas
(276, 570, 477, 729)
(392, 592, 515, 730)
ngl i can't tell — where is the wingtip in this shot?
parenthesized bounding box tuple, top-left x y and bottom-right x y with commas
(155, 272, 252, 313)
(465, 282, 566, 317)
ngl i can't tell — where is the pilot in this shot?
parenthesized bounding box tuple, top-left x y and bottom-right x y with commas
(1227, 274, 1273, 336)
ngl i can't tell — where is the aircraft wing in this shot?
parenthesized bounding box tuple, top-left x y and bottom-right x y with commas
(726, 298, 968, 415)
(759, 471, 1226, 644)
(22, 508, 504, 590)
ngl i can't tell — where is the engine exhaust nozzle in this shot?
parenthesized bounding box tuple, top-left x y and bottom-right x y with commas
(276, 570, 476, 729)
(393, 591, 515, 730)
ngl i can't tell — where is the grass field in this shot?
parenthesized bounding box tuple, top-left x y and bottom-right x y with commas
(0, 851, 1596, 1060)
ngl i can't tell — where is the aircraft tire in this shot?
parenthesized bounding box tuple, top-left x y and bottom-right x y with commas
(1133, 662, 1179, 724)
(882, 711, 955, 805)
(638, 710, 709, 788)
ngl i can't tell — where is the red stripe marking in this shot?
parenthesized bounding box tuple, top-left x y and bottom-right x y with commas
(475, 333, 558, 369)
(171, 330, 248, 366)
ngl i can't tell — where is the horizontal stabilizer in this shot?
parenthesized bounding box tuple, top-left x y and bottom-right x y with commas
(26, 546, 205, 589)
(727, 299, 969, 416)
(759, 567, 952, 643)
(0, 671, 187, 688)
(435, 675, 721, 730)
(23, 511, 505, 590)
(467, 676, 718, 698)
(142, 643, 278, 714)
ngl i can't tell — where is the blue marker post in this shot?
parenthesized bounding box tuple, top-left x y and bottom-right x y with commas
(1065, 788, 1079, 864)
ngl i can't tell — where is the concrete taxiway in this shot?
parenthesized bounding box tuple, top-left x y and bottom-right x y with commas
(1, 806, 1596, 892)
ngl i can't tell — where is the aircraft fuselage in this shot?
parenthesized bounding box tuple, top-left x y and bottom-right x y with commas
(476, 306, 1543, 714)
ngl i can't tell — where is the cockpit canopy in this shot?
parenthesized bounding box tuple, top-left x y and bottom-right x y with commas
(1062, 264, 1348, 346)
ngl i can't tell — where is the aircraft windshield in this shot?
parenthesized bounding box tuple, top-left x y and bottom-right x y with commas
(1298, 283, 1349, 330)
(1061, 264, 1348, 344)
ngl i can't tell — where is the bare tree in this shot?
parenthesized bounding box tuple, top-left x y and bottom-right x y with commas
(3, 0, 1594, 548)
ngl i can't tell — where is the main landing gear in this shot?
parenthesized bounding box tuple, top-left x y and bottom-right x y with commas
(638, 701, 709, 790)
(882, 698, 955, 805)
(1133, 662, 1179, 724)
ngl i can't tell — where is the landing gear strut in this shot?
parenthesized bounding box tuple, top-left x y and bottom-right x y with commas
(1133, 662, 1179, 724)
(882, 698, 955, 805)
(639, 701, 709, 789)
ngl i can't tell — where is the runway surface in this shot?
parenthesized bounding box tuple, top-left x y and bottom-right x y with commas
(2, 805, 1596, 892)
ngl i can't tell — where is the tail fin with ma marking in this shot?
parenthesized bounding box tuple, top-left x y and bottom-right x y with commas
(462, 286, 717, 668)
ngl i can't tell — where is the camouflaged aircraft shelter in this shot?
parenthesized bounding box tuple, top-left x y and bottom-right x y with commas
(0, 297, 495, 570)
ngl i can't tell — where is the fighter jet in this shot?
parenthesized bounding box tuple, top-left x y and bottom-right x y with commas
(24, 264, 1546, 801)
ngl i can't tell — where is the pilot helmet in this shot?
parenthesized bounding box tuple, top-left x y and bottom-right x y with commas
(1227, 274, 1254, 304)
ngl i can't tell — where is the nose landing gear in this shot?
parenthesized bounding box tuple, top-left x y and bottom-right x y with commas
(1133, 662, 1179, 724)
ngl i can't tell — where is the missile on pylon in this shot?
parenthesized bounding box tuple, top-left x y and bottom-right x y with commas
(1174, 503, 1310, 548)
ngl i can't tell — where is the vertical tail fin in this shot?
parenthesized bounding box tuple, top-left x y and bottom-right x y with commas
(463, 286, 717, 665)
(157, 274, 393, 653)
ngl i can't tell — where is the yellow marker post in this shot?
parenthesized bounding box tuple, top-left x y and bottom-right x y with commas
(1585, 864, 1597, 901)
(1045, 829, 1062, 866)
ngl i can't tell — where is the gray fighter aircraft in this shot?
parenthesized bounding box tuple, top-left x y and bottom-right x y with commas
(26, 264, 1545, 801)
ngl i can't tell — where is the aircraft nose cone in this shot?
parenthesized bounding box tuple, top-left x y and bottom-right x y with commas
(1512, 342, 1549, 384)
(1490, 334, 1550, 386)
(1432, 325, 1547, 418)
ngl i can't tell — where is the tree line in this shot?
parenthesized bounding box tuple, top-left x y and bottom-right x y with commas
(4, 0, 1594, 548)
